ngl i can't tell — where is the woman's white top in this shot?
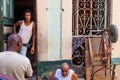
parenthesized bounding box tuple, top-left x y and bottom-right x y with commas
(18, 20, 33, 44)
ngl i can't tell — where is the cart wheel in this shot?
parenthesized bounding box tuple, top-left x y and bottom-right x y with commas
(109, 24, 118, 43)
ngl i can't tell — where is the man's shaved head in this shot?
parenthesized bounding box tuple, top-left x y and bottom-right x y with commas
(61, 63, 70, 77)
(8, 33, 22, 52)
(61, 63, 70, 69)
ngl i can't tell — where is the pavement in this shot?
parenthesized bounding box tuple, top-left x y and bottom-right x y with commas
(79, 78, 85, 80)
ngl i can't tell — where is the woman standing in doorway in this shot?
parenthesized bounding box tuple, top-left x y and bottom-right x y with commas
(14, 9, 36, 56)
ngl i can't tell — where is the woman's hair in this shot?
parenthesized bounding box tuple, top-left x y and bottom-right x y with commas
(24, 9, 34, 21)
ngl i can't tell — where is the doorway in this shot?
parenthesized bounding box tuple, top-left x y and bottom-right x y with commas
(14, 0, 36, 22)
(14, 0, 37, 78)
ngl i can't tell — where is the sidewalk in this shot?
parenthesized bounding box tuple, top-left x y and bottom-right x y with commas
(79, 78, 85, 80)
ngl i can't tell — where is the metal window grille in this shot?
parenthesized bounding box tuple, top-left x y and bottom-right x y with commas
(72, 0, 111, 77)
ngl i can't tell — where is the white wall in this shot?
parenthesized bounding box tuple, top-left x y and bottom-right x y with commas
(37, 0, 72, 61)
(111, 0, 120, 58)
(36, 0, 48, 61)
(62, 0, 72, 59)
(111, 0, 120, 80)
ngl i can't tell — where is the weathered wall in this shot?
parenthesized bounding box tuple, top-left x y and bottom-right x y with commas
(62, 0, 72, 59)
(112, 0, 120, 58)
(36, 0, 48, 61)
(111, 0, 120, 80)
(37, 0, 72, 61)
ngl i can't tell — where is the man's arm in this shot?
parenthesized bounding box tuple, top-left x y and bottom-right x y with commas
(13, 20, 22, 33)
(25, 59, 33, 78)
(71, 72, 78, 80)
(48, 72, 56, 80)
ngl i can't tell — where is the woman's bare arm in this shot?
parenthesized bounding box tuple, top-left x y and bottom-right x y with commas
(13, 20, 22, 33)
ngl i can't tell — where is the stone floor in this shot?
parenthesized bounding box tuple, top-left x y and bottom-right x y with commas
(79, 78, 85, 80)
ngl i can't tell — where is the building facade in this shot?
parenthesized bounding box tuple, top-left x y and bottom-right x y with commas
(0, 0, 120, 80)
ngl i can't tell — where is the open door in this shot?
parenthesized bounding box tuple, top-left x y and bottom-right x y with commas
(14, 0, 37, 79)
